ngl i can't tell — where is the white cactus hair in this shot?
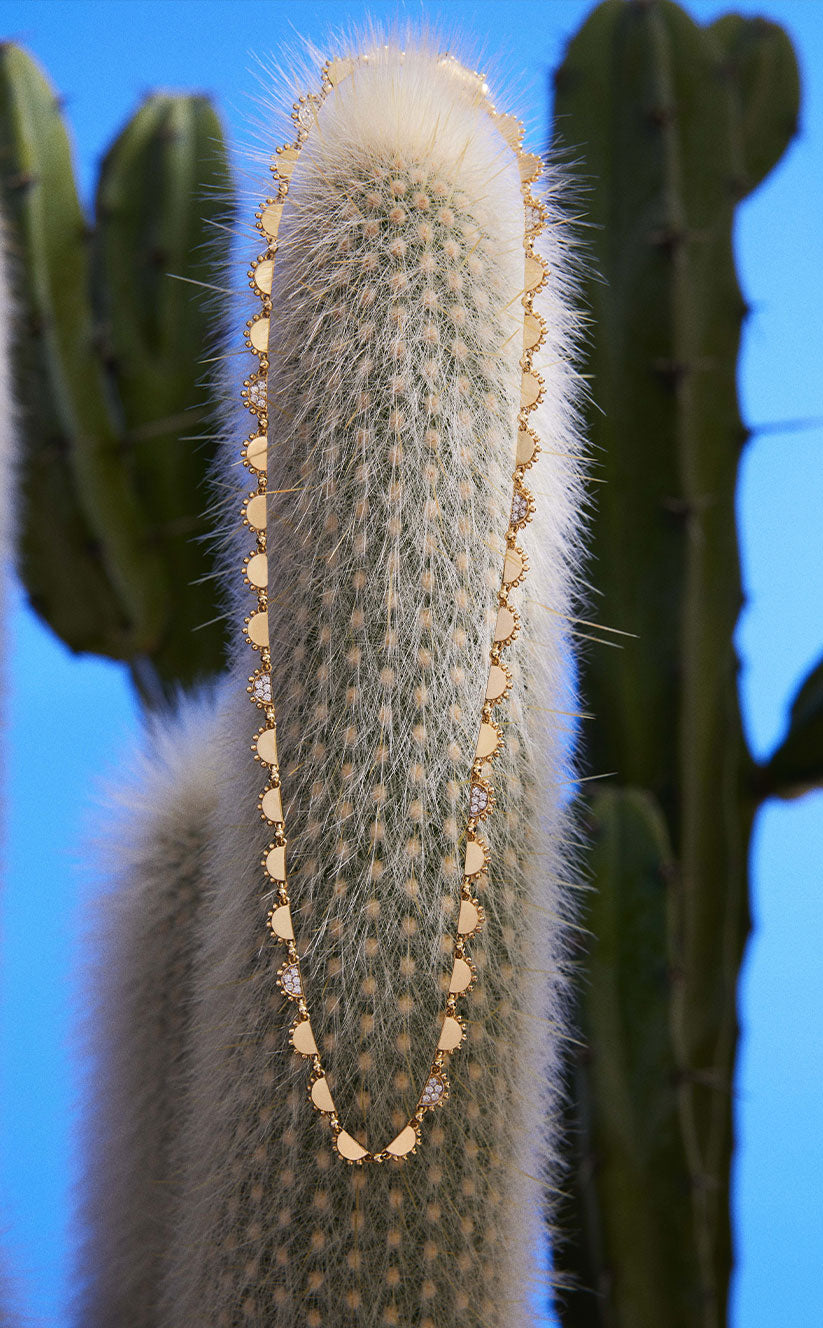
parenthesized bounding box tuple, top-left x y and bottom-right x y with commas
(78, 26, 589, 1328)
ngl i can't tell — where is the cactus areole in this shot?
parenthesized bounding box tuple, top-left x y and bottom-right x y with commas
(240, 50, 556, 1164)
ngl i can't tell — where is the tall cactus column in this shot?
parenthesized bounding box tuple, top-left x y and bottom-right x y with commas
(551, 3, 801, 1325)
(157, 39, 586, 1327)
(75, 693, 223, 1327)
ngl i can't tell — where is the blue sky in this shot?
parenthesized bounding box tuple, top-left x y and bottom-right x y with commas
(0, 2, 821, 1325)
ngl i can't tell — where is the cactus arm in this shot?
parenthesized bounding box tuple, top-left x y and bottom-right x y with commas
(74, 691, 221, 1328)
(0, 44, 132, 655)
(0, 44, 169, 651)
(568, 787, 698, 1326)
(93, 95, 232, 689)
(708, 14, 801, 196)
(759, 655, 823, 799)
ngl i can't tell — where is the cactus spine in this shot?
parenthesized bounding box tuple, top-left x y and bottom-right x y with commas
(104, 38, 587, 1325)
(0, 44, 231, 700)
(551, 3, 804, 1325)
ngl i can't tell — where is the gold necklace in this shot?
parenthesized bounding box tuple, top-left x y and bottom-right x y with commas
(239, 51, 548, 1164)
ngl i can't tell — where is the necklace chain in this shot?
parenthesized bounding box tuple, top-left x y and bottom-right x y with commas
(239, 52, 548, 1163)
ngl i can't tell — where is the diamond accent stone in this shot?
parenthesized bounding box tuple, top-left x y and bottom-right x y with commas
(293, 97, 318, 132)
(421, 1074, 446, 1108)
(279, 964, 302, 999)
(252, 671, 272, 705)
(510, 488, 531, 529)
(469, 784, 489, 818)
(525, 202, 545, 235)
(245, 377, 267, 412)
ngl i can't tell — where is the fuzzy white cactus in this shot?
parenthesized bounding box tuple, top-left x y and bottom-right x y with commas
(79, 34, 587, 1328)
(75, 692, 222, 1326)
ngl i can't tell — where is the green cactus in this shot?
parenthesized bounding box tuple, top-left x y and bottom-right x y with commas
(0, 43, 231, 702)
(550, 2, 812, 1325)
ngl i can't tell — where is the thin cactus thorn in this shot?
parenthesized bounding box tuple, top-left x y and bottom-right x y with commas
(82, 34, 587, 1327)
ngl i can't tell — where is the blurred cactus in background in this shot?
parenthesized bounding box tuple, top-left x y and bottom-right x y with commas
(0, 43, 231, 704)
(550, 3, 818, 1326)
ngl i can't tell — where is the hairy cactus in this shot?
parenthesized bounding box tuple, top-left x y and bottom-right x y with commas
(550, 3, 807, 1325)
(0, 44, 231, 701)
(75, 691, 222, 1325)
(78, 35, 587, 1327)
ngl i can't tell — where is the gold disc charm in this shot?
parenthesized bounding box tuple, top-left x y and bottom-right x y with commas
(336, 1130, 369, 1162)
(385, 1125, 418, 1158)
